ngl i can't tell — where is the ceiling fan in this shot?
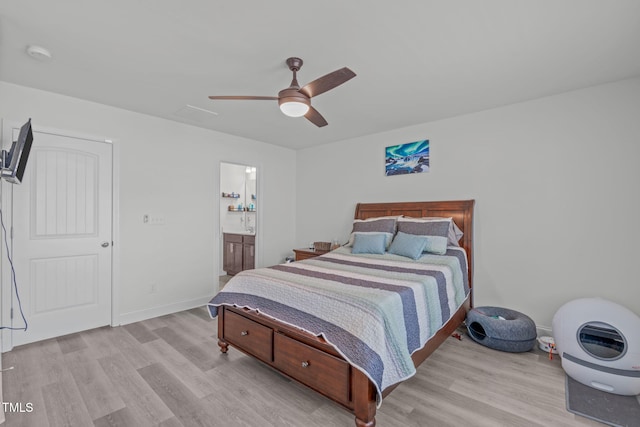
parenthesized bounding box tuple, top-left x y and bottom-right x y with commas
(209, 57, 356, 127)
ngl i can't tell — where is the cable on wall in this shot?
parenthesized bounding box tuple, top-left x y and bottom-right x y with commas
(0, 207, 28, 331)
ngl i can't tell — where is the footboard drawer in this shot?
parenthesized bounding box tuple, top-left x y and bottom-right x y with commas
(273, 332, 350, 405)
(224, 310, 273, 362)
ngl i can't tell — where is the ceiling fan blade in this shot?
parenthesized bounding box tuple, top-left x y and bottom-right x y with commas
(208, 96, 278, 100)
(304, 106, 328, 127)
(299, 67, 356, 98)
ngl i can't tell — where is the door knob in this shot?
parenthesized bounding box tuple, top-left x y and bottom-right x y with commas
(101, 241, 110, 248)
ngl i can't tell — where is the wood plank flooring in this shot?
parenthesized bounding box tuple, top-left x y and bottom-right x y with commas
(2, 307, 601, 427)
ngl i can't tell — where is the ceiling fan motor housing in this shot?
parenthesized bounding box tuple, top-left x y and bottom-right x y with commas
(278, 88, 310, 107)
(278, 88, 310, 117)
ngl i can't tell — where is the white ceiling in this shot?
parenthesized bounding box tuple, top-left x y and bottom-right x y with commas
(1, 1, 639, 150)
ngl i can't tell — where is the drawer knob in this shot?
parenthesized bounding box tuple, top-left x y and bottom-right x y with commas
(301, 361, 310, 368)
(240, 330, 249, 336)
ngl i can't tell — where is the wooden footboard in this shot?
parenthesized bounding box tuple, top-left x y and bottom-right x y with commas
(217, 300, 469, 427)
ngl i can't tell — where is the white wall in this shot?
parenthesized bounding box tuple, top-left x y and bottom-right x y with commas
(296, 77, 640, 330)
(0, 81, 296, 325)
(2, 77, 639, 333)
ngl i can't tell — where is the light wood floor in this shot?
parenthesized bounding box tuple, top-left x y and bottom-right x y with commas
(2, 307, 601, 427)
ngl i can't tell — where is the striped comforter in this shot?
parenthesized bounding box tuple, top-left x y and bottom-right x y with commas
(207, 246, 469, 403)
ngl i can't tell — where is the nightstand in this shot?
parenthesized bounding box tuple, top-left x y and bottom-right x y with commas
(293, 248, 329, 261)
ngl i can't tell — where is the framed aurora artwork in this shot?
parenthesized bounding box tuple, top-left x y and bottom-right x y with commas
(385, 139, 429, 176)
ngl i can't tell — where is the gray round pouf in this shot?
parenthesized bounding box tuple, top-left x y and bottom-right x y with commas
(466, 306, 537, 352)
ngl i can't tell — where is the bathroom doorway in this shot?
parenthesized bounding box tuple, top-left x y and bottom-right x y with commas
(219, 162, 258, 283)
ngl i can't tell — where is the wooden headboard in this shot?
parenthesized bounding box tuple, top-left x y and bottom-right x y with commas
(354, 200, 475, 291)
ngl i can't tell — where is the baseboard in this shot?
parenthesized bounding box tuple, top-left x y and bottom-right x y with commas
(536, 325, 553, 337)
(115, 296, 212, 326)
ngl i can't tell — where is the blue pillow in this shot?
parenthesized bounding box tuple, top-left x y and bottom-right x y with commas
(422, 235, 448, 255)
(347, 217, 397, 249)
(388, 232, 428, 260)
(351, 233, 387, 255)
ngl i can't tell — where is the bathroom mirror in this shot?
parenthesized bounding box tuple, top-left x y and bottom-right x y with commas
(220, 162, 257, 233)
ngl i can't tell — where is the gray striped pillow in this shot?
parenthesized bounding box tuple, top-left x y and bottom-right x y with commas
(347, 216, 398, 249)
(397, 217, 451, 239)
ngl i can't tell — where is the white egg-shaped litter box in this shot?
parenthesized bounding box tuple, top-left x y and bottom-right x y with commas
(552, 298, 640, 396)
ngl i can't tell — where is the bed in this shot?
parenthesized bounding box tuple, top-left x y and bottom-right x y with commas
(208, 200, 474, 426)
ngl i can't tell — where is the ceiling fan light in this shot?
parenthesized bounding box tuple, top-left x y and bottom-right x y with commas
(279, 101, 309, 117)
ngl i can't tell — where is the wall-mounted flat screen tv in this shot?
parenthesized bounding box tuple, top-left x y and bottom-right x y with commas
(1, 119, 33, 185)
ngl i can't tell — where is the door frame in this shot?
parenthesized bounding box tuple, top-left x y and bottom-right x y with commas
(217, 160, 262, 282)
(0, 120, 120, 352)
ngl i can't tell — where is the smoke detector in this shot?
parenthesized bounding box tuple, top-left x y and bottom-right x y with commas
(26, 45, 52, 61)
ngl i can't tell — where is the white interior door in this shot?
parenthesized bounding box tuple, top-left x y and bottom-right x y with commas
(6, 128, 113, 347)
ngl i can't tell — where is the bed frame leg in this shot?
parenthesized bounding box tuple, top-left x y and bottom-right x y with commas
(355, 417, 375, 427)
(217, 307, 228, 353)
(353, 369, 376, 427)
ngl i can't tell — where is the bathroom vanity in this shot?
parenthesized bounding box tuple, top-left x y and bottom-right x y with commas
(223, 232, 255, 275)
